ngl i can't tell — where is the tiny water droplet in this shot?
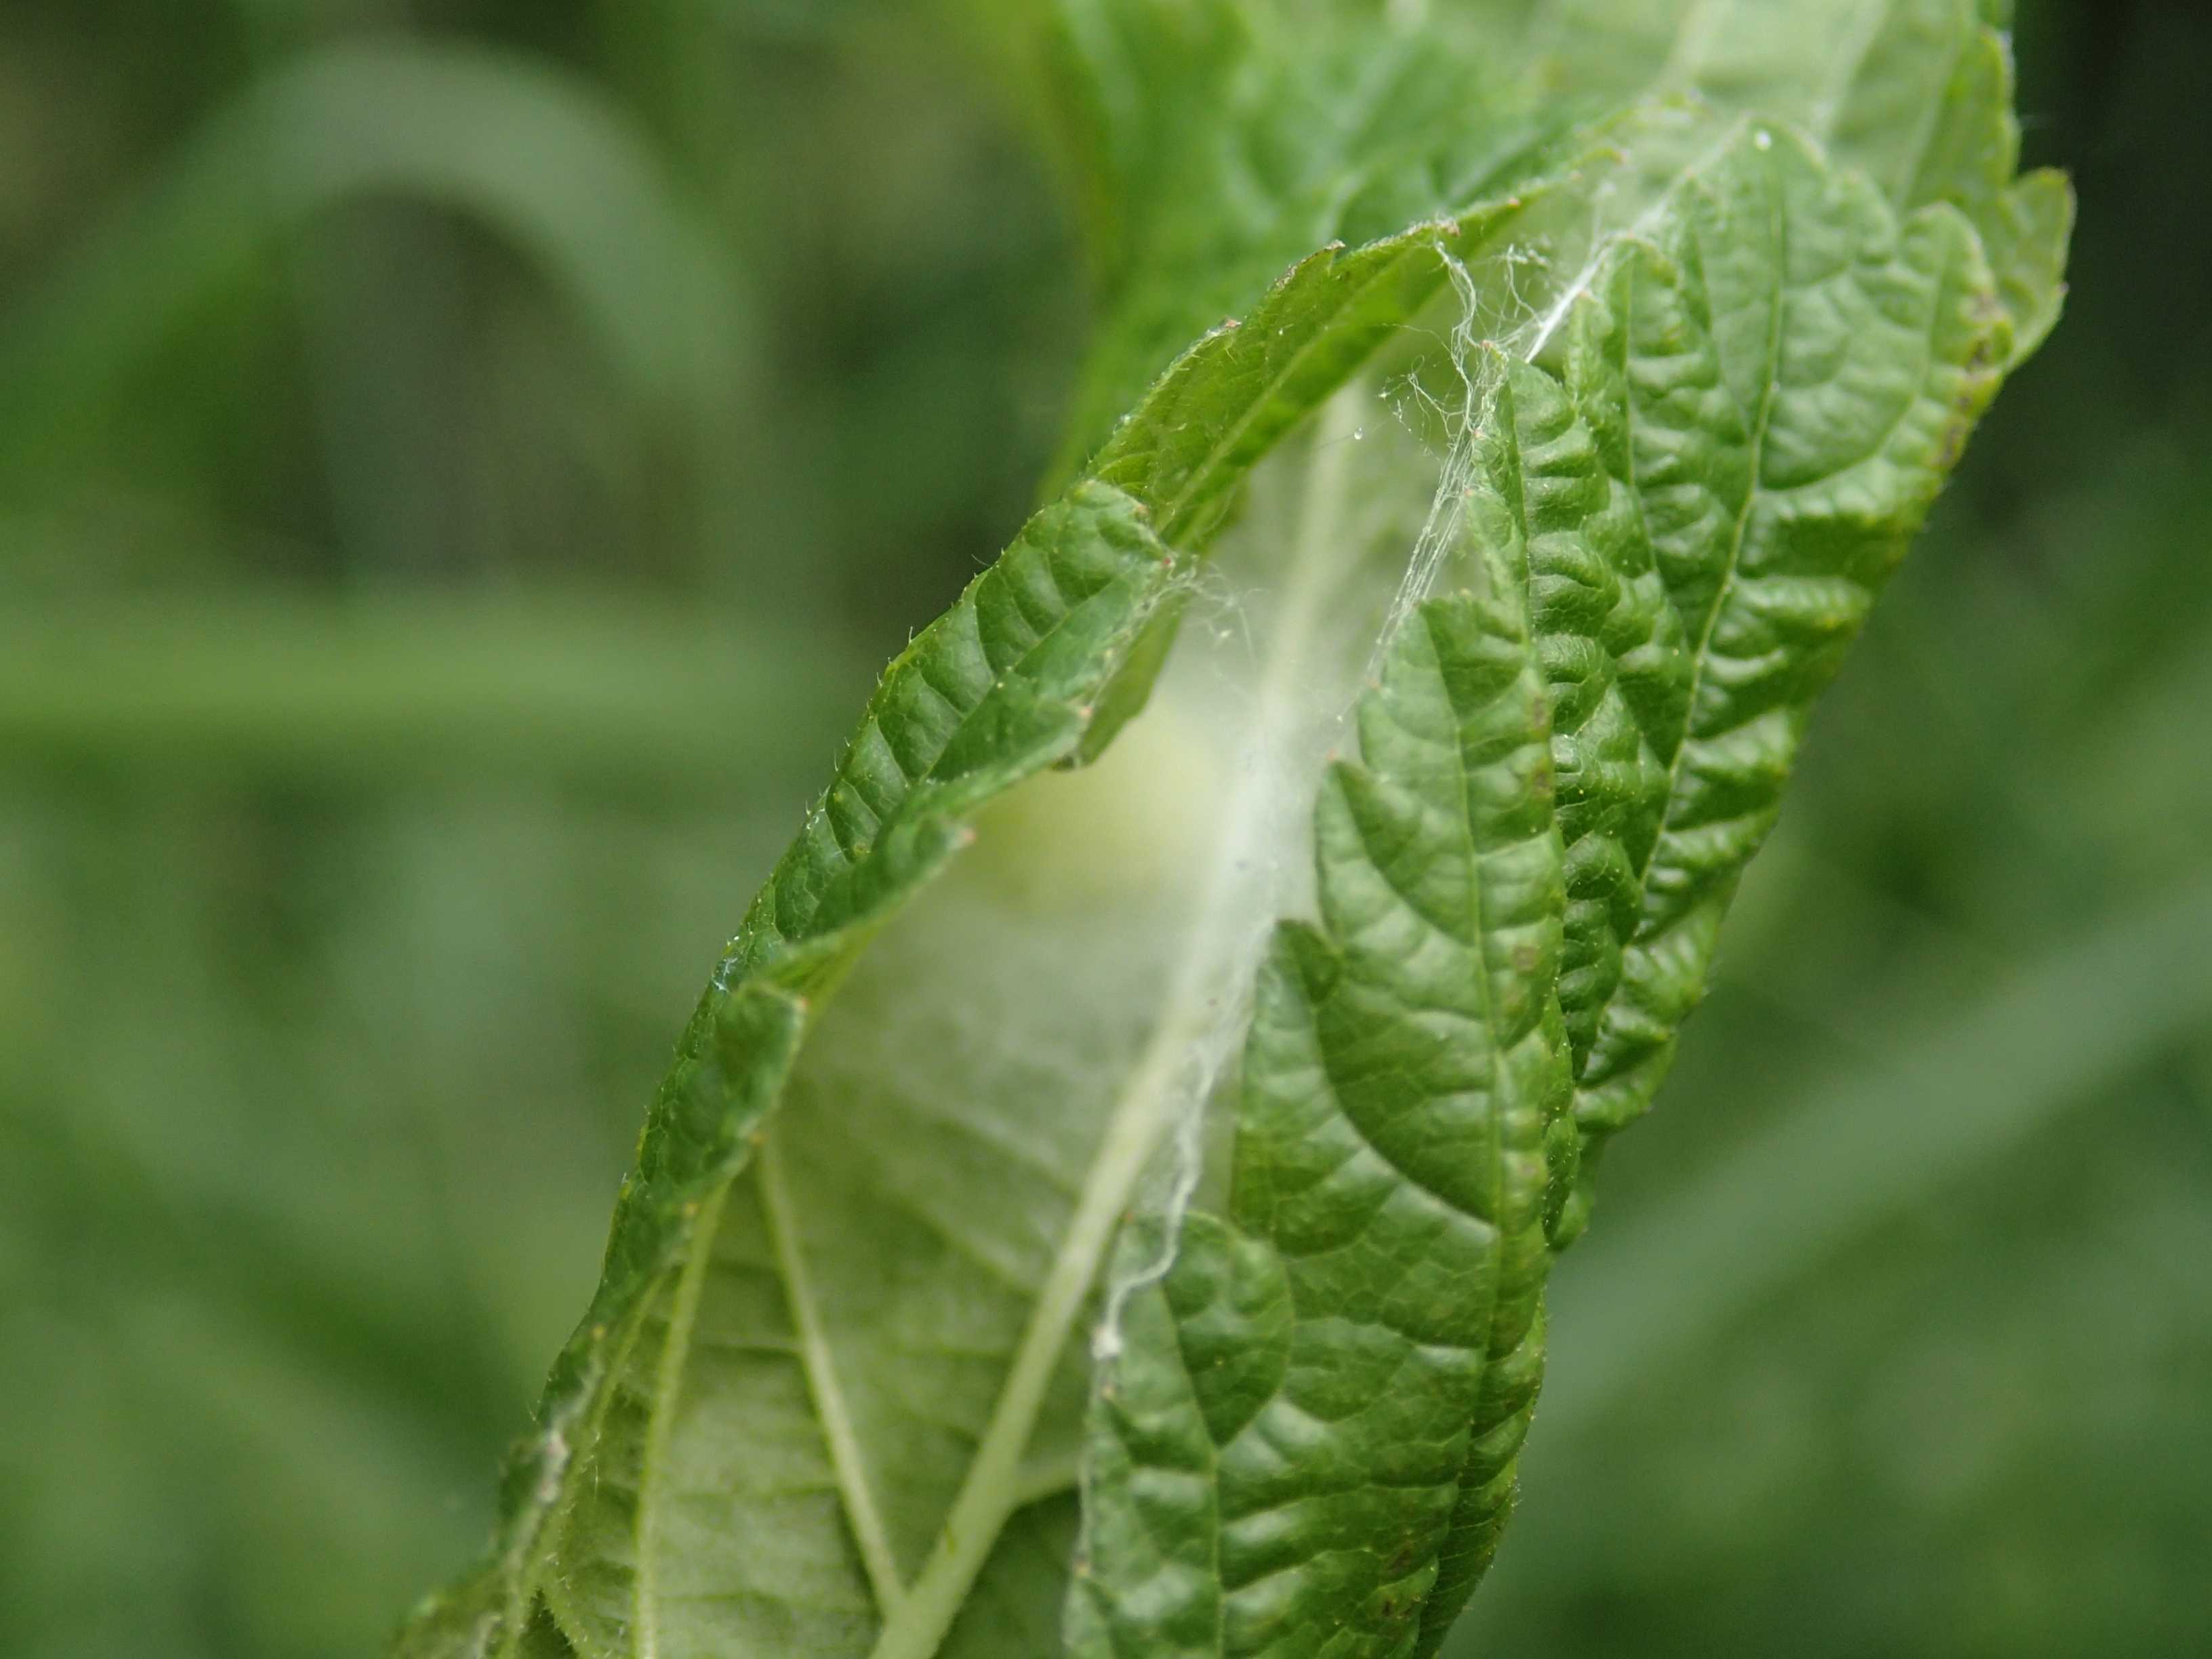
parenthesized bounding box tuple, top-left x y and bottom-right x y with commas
(1352, 428, 1365, 441)
(1753, 129, 1774, 150)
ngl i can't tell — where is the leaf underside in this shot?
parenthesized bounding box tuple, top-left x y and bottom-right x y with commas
(394, 3, 2068, 1656)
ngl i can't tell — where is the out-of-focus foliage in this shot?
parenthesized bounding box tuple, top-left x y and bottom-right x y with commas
(0, 3, 2200, 1658)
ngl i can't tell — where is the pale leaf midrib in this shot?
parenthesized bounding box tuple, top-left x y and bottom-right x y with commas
(1618, 163, 1973, 990)
(756, 1128, 908, 1616)
(1618, 155, 1788, 956)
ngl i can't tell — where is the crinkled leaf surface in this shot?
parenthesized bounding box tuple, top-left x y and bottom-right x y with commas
(1073, 581, 1573, 1659)
(1511, 123, 2015, 1241)
(396, 3, 2068, 1656)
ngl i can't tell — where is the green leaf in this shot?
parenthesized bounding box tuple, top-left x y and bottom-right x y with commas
(1073, 584, 1574, 1659)
(396, 6, 2069, 1656)
(1496, 125, 2015, 1243)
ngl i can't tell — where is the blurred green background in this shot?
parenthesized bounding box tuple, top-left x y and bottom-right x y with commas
(0, 3, 2204, 1656)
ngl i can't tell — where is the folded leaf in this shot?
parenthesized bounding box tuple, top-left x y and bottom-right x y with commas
(395, 6, 2071, 1656)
